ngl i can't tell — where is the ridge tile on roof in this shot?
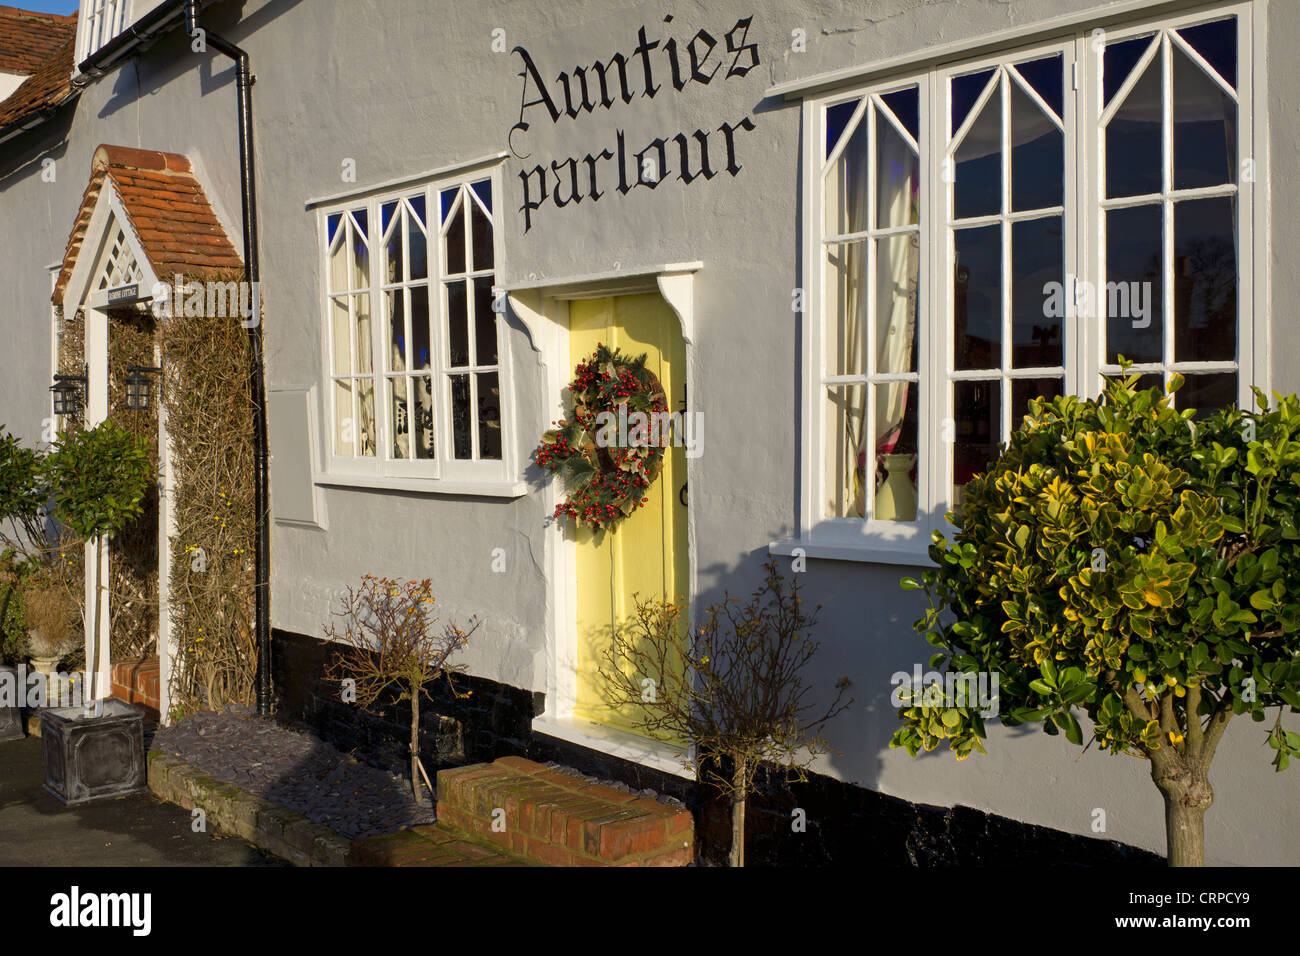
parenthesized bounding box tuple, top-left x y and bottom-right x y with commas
(54, 144, 245, 304)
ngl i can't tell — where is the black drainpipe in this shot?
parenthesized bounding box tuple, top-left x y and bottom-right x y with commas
(184, 0, 272, 718)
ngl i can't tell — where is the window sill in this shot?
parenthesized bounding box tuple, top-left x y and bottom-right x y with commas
(314, 474, 528, 498)
(768, 536, 935, 566)
(531, 714, 695, 779)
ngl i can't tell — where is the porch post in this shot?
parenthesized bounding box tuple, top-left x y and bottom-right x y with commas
(156, 337, 176, 724)
(83, 304, 111, 703)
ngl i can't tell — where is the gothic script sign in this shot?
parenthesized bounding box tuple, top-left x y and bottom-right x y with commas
(509, 15, 761, 232)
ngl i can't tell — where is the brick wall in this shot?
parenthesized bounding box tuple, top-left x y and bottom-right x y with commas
(110, 656, 159, 721)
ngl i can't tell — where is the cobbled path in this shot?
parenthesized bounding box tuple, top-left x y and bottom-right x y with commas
(152, 708, 434, 840)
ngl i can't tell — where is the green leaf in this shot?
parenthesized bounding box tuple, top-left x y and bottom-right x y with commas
(1220, 515, 1245, 534)
(1062, 682, 1096, 705)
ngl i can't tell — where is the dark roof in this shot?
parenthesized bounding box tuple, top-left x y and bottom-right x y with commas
(54, 144, 244, 303)
(0, 30, 74, 129)
(0, 5, 76, 75)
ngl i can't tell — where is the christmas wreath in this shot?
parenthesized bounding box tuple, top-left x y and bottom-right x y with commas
(534, 343, 669, 530)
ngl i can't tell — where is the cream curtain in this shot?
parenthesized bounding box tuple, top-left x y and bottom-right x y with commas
(356, 296, 376, 456)
(836, 117, 869, 517)
(829, 103, 918, 519)
(389, 334, 435, 459)
(874, 123, 920, 473)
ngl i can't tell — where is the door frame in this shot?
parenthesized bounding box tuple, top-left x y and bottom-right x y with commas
(57, 186, 177, 719)
(507, 262, 701, 776)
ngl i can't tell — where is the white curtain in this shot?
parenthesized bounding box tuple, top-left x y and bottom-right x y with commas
(834, 115, 869, 517)
(389, 339, 435, 459)
(874, 122, 919, 473)
(829, 103, 918, 519)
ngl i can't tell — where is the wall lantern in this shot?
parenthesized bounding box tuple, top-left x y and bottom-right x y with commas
(51, 364, 88, 416)
(123, 365, 162, 411)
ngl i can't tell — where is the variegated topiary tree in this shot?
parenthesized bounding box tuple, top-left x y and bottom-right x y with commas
(895, 373, 1300, 866)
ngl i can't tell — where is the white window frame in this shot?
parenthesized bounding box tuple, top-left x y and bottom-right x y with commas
(314, 163, 519, 493)
(937, 36, 1081, 520)
(788, 0, 1264, 565)
(803, 75, 938, 565)
(1081, 3, 1260, 401)
(76, 0, 131, 64)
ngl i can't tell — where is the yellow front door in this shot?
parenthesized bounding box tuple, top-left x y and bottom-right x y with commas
(570, 294, 688, 735)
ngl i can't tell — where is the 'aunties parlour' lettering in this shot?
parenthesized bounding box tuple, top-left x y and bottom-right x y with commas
(509, 15, 761, 231)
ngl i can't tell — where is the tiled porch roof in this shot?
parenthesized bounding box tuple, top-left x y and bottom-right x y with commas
(54, 144, 245, 304)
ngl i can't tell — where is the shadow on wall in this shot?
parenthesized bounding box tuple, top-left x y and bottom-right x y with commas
(94, 0, 308, 120)
(684, 507, 1161, 866)
(264, 488, 1161, 866)
(271, 627, 542, 778)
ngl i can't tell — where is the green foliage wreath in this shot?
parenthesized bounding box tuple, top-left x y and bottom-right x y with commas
(534, 344, 669, 531)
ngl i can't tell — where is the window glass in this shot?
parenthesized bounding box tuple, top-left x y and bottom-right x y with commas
(322, 177, 504, 470)
(807, 11, 1249, 549)
(822, 85, 922, 522)
(1101, 18, 1239, 412)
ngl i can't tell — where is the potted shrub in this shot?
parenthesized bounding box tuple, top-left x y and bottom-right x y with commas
(21, 572, 78, 677)
(0, 556, 23, 742)
(0, 428, 52, 742)
(38, 421, 154, 806)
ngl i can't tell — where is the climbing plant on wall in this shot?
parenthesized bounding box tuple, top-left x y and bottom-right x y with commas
(161, 270, 258, 714)
(106, 309, 160, 660)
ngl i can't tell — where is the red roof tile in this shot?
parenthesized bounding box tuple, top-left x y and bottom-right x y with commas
(53, 144, 245, 304)
(0, 29, 74, 130)
(0, 6, 75, 75)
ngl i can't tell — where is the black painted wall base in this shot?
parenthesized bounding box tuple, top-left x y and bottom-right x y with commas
(271, 628, 542, 775)
(272, 628, 1162, 866)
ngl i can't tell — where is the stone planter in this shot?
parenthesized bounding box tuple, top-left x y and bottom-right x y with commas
(29, 654, 62, 679)
(0, 665, 22, 742)
(40, 699, 146, 806)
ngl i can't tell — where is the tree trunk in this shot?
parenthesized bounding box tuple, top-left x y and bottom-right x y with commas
(1151, 755, 1213, 867)
(728, 755, 747, 867)
(410, 688, 421, 804)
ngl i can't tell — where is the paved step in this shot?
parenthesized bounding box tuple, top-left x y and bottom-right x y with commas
(436, 756, 694, 866)
(349, 823, 531, 867)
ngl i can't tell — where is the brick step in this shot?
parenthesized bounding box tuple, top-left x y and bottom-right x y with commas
(436, 756, 694, 866)
(111, 657, 160, 721)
